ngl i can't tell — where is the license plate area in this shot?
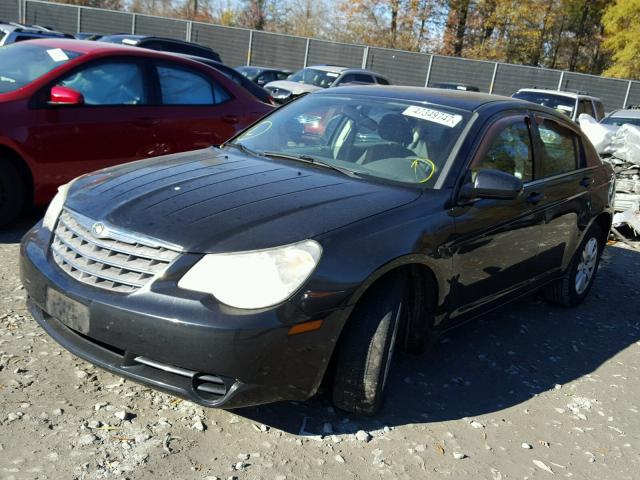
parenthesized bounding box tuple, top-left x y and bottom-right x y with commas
(46, 288, 90, 334)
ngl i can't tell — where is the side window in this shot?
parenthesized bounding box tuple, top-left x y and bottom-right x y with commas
(376, 76, 390, 85)
(536, 117, 580, 177)
(577, 99, 595, 117)
(58, 61, 146, 105)
(156, 64, 230, 105)
(276, 72, 289, 80)
(257, 71, 276, 84)
(472, 119, 533, 182)
(340, 73, 375, 85)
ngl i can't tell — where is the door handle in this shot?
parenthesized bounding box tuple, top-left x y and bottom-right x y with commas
(526, 192, 544, 204)
(222, 115, 239, 125)
(580, 176, 593, 188)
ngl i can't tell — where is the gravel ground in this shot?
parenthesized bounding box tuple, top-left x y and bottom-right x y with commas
(1, 216, 640, 480)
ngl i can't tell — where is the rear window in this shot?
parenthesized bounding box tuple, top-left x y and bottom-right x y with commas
(514, 91, 575, 118)
(0, 43, 83, 94)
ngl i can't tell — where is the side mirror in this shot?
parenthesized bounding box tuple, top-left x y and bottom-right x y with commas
(461, 169, 523, 201)
(49, 85, 84, 106)
(256, 77, 266, 86)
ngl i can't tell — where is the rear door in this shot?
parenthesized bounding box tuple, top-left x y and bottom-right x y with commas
(148, 60, 249, 153)
(528, 113, 593, 274)
(27, 57, 158, 196)
(450, 113, 548, 317)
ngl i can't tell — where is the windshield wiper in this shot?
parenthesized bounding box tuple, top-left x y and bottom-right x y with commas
(222, 141, 260, 157)
(261, 151, 360, 178)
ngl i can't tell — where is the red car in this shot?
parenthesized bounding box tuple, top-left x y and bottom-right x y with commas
(0, 39, 272, 226)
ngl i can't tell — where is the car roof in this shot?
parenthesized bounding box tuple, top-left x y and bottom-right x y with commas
(304, 65, 387, 79)
(516, 88, 601, 102)
(18, 38, 147, 54)
(314, 85, 526, 111)
(609, 109, 640, 119)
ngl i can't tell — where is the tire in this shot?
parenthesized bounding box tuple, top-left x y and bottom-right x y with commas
(544, 223, 604, 307)
(0, 161, 25, 228)
(332, 276, 405, 415)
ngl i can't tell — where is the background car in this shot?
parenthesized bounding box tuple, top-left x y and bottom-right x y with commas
(21, 86, 614, 415)
(99, 34, 222, 63)
(264, 65, 390, 103)
(513, 88, 605, 123)
(177, 54, 276, 105)
(601, 107, 640, 127)
(74, 32, 104, 41)
(0, 22, 73, 45)
(433, 82, 480, 92)
(236, 66, 292, 87)
(0, 39, 272, 226)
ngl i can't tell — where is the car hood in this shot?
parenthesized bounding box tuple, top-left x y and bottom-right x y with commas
(65, 148, 421, 254)
(264, 80, 323, 95)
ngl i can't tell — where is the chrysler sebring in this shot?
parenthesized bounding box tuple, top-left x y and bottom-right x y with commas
(21, 86, 615, 414)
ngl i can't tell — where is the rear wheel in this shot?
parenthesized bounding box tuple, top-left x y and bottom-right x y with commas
(544, 223, 604, 307)
(332, 276, 405, 415)
(0, 161, 25, 227)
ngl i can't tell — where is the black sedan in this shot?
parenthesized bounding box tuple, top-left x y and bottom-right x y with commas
(236, 65, 292, 86)
(20, 87, 615, 414)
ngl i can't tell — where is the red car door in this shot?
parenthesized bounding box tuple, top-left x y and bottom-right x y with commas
(148, 59, 268, 154)
(25, 57, 158, 199)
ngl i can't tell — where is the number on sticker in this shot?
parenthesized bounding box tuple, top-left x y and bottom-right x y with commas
(403, 106, 462, 128)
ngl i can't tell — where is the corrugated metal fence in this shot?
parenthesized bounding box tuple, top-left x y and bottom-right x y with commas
(4, 0, 640, 111)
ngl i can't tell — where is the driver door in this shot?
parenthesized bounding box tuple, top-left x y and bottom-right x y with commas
(449, 113, 548, 319)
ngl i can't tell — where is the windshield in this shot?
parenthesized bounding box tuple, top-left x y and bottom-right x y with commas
(513, 91, 575, 118)
(0, 43, 83, 94)
(602, 116, 640, 127)
(288, 68, 341, 88)
(231, 94, 471, 186)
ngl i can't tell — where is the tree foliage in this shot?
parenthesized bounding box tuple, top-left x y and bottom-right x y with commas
(602, 0, 640, 79)
(48, 0, 640, 79)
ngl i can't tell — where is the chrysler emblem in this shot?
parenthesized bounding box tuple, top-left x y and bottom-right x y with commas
(91, 222, 107, 238)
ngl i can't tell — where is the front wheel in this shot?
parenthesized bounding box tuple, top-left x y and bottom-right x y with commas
(332, 277, 404, 415)
(544, 223, 604, 307)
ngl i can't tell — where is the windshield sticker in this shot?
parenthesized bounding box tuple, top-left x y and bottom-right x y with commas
(122, 38, 138, 45)
(403, 106, 462, 128)
(46, 48, 69, 62)
(326, 72, 340, 77)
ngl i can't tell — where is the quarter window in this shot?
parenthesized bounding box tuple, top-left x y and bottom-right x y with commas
(58, 62, 146, 105)
(157, 65, 230, 105)
(536, 118, 580, 177)
(473, 119, 533, 182)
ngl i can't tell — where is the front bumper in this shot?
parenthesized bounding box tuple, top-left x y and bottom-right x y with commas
(20, 224, 345, 408)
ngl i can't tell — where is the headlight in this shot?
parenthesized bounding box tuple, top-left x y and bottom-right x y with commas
(42, 182, 72, 231)
(178, 240, 322, 309)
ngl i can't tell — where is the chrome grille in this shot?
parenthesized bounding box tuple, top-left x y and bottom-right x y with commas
(51, 210, 180, 293)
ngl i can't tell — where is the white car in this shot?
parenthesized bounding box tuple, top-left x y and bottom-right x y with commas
(513, 88, 605, 123)
(601, 108, 640, 128)
(265, 65, 389, 103)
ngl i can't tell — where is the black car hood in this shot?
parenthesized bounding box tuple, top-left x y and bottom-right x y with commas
(65, 148, 421, 253)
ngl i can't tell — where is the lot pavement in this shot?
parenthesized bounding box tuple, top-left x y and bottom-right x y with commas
(1, 216, 639, 480)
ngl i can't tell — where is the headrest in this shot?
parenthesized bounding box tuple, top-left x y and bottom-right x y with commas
(378, 113, 413, 145)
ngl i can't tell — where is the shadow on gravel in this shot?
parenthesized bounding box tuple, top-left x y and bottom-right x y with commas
(235, 244, 640, 435)
(0, 210, 43, 244)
